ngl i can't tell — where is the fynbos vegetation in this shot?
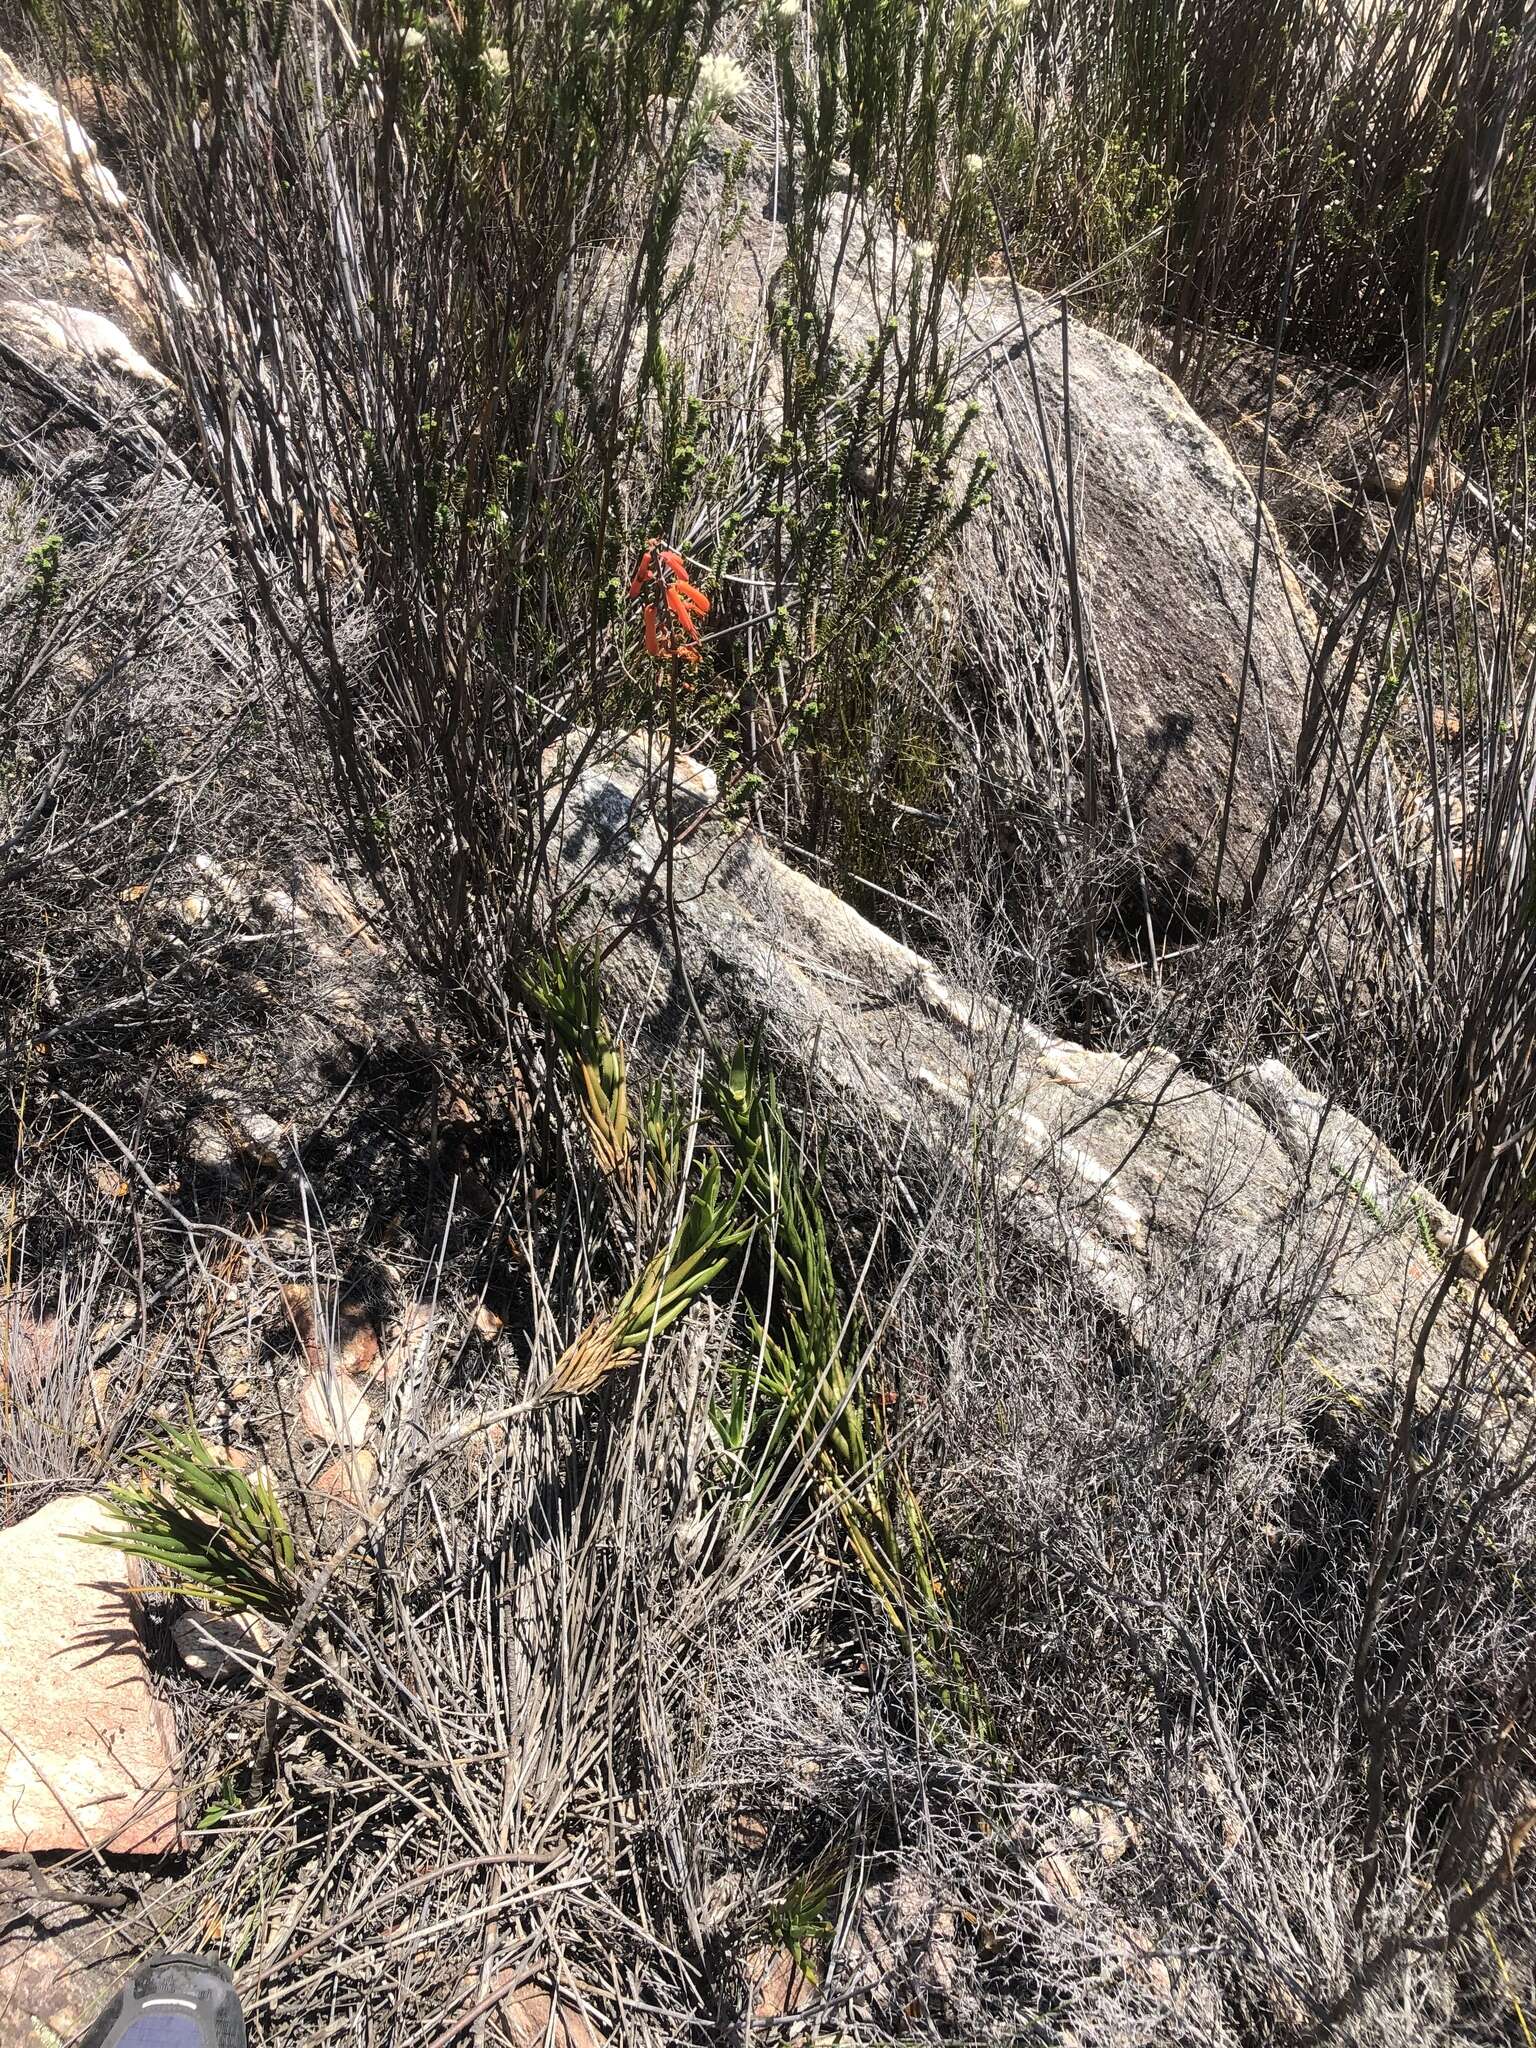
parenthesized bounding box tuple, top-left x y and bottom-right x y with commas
(1, 0, 1534, 2041)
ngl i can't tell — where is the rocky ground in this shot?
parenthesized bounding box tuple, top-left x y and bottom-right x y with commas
(2, 42, 1533, 2048)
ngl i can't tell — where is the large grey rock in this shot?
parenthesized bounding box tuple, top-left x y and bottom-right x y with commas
(682, 172, 1330, 922)
(550, 739, 1526, 1424)
(869, 237, 1322, 917)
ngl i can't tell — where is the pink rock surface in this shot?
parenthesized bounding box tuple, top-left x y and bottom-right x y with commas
(498, 1982, 603, 2047)
(0, 1494, 178, 1854)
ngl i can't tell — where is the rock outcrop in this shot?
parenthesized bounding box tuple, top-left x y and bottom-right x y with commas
(0, 1495, 178, 1856)
(688, 166, 1332, 921)
(551, 739, 1525, 1422)
(0, 51, 179, 527)
(0, 51, 128, 214)
(885, 245, 1324, 917)
(0, 295, 166, 389)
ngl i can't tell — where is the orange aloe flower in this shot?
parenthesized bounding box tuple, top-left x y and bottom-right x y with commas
(630, 539, 709, 665)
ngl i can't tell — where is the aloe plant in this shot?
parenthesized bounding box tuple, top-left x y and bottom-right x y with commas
(83, 1423, 301, 1622)
(525, 942, 632, 1184)
(542, 1158, 748, 1399)
(711, 1044, 985, 1731)
(641, 1076, 689, 1200)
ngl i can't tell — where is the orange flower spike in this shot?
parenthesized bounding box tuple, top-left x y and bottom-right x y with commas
(664, 586, 706, 641)
(630, 540, 711, 664)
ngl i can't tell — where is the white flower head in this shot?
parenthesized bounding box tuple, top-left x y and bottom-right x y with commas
(402, 26, 426, 53)
(963, 152, 986, 176)
(910, 238, 936, 268)
(482, 45, 510, 80)
(774, 0, 801, 21)
(696, 52, 749, 116)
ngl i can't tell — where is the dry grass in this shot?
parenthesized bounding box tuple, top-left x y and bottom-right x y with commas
(3, 4, 1535, 2043)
